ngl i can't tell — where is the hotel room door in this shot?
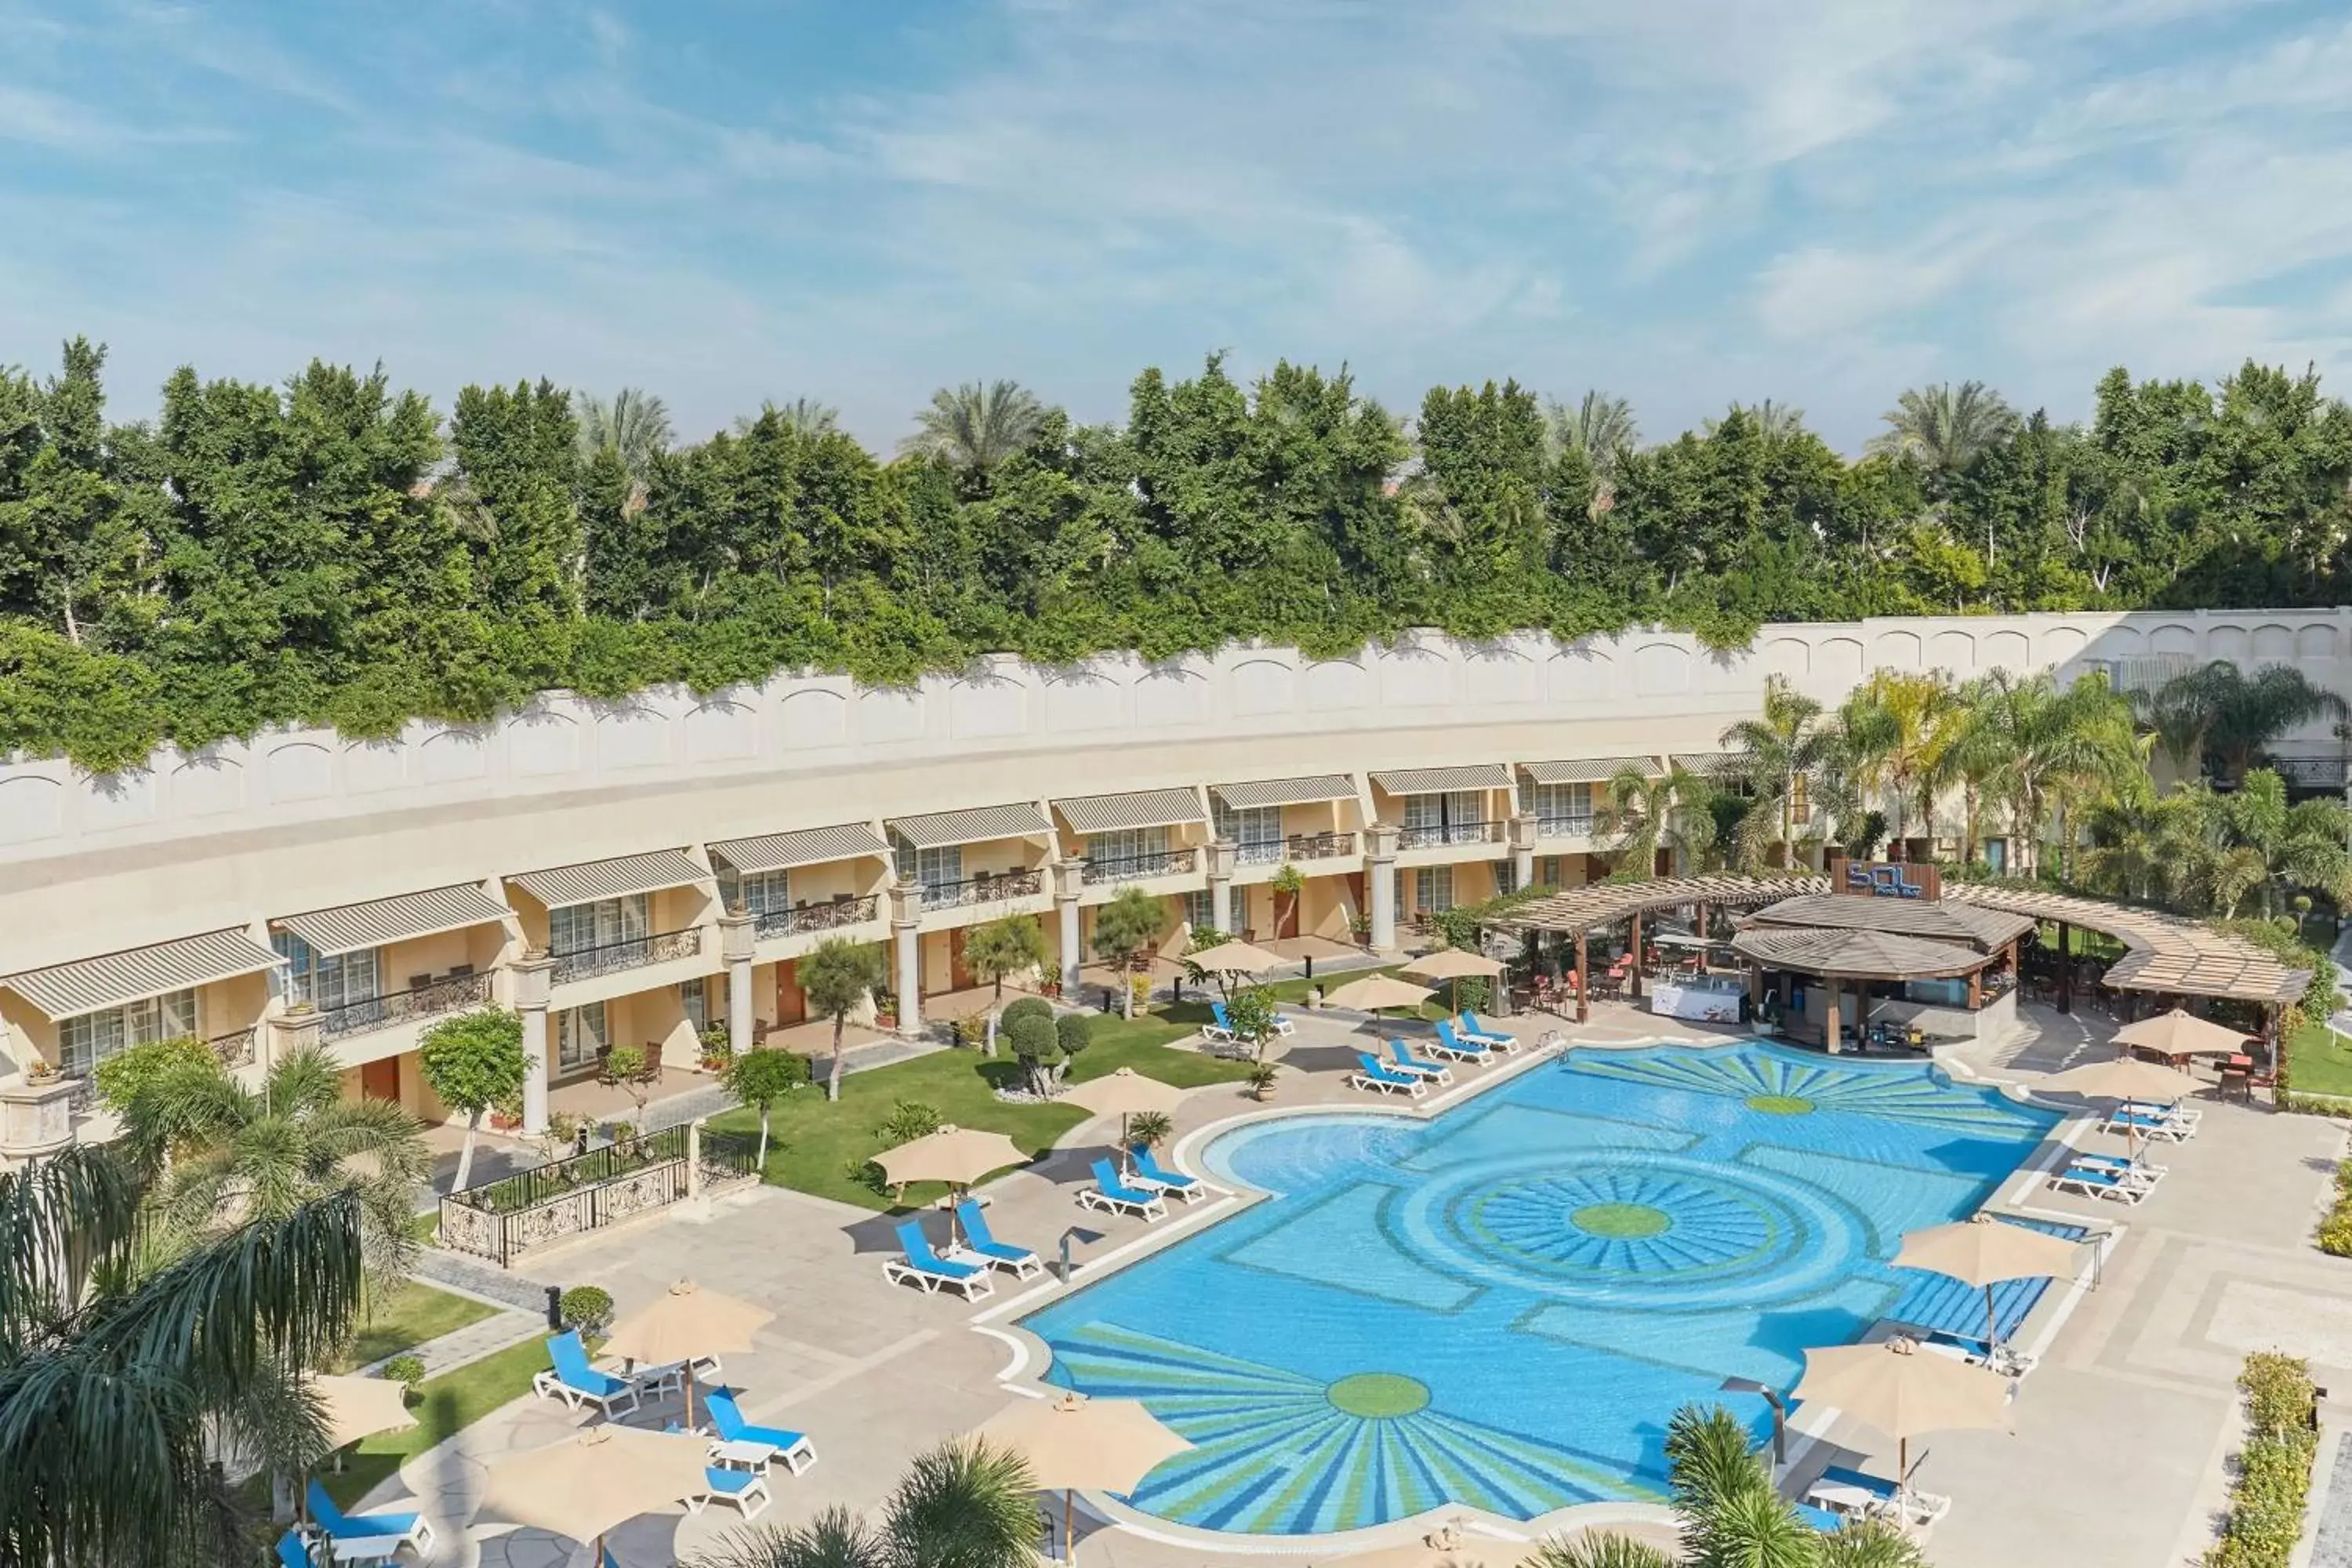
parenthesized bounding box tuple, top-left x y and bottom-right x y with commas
(772, 959, 805, 1025)
(949, 927, 975, 991)
(359, 1058, 401, 1102)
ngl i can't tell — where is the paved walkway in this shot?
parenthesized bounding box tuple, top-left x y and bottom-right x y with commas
(354, 998, 2352, 1568)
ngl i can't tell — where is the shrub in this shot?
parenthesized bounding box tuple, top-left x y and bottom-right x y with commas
(2203, 1352, 2318, 1567)
(1007, 1011, 1065, 1095)
(2318, 1162, 2352, 1257)
(559, 1285, 615, 1336)
(1000, 996, 1054, 1032)
(90, 1035, 217, 1116)
(1054, 1011, 1091, 1058)
(378, 1354, 426, 1395)
(874, 1099, 943, 1145)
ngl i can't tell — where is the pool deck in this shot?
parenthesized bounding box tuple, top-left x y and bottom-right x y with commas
(376, 999, 2351, 1568)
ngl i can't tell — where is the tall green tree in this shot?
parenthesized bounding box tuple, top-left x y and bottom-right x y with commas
(1867, 380, 2019, 472)
(801, 938, 889, 1102)
(418, 1007, 530, 1191)
(1717, 676, 1839, 869)
(1090, 886, 1167, 1019)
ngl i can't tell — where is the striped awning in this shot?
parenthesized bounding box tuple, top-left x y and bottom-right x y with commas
(507, 848, 709, 909)
(1523, 757, 1658, 786)
(276, 884, 513, 956)
(3, 928, 285, 1021)
(887, 802, 1055, 850)
(708, 823, 891, 876)
(1370, 764, 1514, 795)
(1054, 789, 1207, 835)
(1210, 775, 1359, 811)
(1671, 752, 1737, 774)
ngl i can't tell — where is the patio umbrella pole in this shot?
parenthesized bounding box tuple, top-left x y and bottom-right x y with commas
(1064, 1485, 1074, 1566)
(1984, 1285, 1998, 1360)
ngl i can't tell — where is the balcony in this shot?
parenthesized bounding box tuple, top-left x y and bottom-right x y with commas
(1399, 819, 1504, 850)
(1535, 814, 1595, 839)
(1286, 829, 1357, 861)
(551, 927, 703, 985)
(208, 1026, 257, 1068)
(317, 971, 497, 1040)
(1080, 848, 1199, 886)
(753, 894, 881, 939)
(916, 868, 1044, 911)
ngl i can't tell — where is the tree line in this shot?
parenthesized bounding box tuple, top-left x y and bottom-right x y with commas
(4, 342, 2350, 773)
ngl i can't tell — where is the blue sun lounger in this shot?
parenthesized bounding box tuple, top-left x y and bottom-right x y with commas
(1426, 1020, 1494, 1063)
(687, 1465, 772, 1519)
(1080, 1157, 1169, 1220)
(1129, 1145, 1205, 1203)
(884, 1219, 996, 1298)
(953, 1197, 1048, 1274)
(1352, 1052, 1429, 1097)
(1456, 1011, 1515, 1049)
(277, 1531, 318, 1568)
(2049, 1163, 2149, 1203)
(306, 1480, 434, 1561)
(532, 1329, 641, 1417)
(1210, 999, 1295, 1040)
(1796, 1502, 1846, 1534)
(1385, 1038, 1453, 1082)
(706, 1385, 818, 1474)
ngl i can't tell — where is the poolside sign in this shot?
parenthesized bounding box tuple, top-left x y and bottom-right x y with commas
(1830, 856, 1940, 902)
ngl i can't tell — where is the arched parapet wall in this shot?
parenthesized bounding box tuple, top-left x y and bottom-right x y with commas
(4, 608, 2347, 973)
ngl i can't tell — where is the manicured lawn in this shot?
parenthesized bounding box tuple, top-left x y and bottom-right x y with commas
(706, 1011, 1254, 1210)
(2289, 1022, 2352, 1099)
(321, 1335, 552, 1507)
(332, 1280, 499, 1372)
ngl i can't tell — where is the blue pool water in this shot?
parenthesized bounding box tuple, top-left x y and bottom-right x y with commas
(1018, 1042, 2058, 1536)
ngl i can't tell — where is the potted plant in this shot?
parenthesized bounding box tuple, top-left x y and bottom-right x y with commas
(1244, 1062, 1280, 1102)
(697, 1026, 732, 1072)
(873, 988, 899, 1029)
(24, 1060, 59, 1086)
(488, 1090, 524, 1132)
(1351, 913, 1374, 944)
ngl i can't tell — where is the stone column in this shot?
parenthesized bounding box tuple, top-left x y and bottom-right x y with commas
(263, 1008, 321, 1076)
(1575, 930, 1590, 1024)
(0, 1078, 78, 1163)
(891, 886, 924, 1036)
(1824, 975, 1843, 1054)
(718, 913, 757, 1055)
(1051, 861, 1087, 993)
(510, 953, 557, 1136)
(1508, 812, 1537, 892)
(1206, 838, 1236, 935)
(2054, 922, 2073, 1014)
(1366, 824, 1401, 953)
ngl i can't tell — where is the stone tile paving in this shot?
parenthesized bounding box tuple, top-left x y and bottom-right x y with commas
(367, 1308, 548, 1379)
(2308, 1426, 2352, 1568)
(413, 1249, 557, 1316)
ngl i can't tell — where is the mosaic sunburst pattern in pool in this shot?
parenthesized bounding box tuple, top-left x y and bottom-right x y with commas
(1569, 1047, 2037, 1133)
(1468, 1168, 1777, 1276)
(1049, 1324, 1635, 1533)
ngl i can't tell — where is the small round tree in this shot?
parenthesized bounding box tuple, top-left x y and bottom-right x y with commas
(418, 1007, 529, 1190)
(962, 916, 1051, 1053)
(1006, 1011, 1064, 1097)
(720, 1046, 809, 1171)
(1054, 1011, 1091, 1079)
(801, 937, 890, 1102)
(1090, 885, 1167, 1019)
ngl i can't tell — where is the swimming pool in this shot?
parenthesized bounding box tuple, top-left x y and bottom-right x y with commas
(1017, 1041, 2058, 1537)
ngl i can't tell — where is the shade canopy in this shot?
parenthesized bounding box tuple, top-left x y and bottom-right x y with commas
(1895, 1214, 2082, 1290)
(477, 1425, 714, 1544)
(601, 1279, 774, 1368)
(2113, 1007, 2253, 1056)
(872, 1124, 1029, 1189)
(1184, 939, 1286, 975)
(979, 1390, 1192, 1493)
(1062, 1067, 1188, 1120)
(1794, 1337, 2011, 1443)
(1323, 973, 1435, 1012)
(310, 1374, 417, 1452)
(2041, 1054, 2205, 1102)
(1403, 949, 1506, 981)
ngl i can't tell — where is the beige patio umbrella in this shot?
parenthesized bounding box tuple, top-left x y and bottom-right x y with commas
(477, 1424, 714, 1565)
(873, 1124, 1029, 1241)
(2113, 1007, 2251, 1057)
(1185, 938, 1286, 975)
(601, 1279, 774, 1429)
(1894, 1214, 2082, 1359)
(981, 1390, 1192, 1563)
(1794, 1336, 2009, 1519)
(2042, 1052, 2205, 1159)
(1063, 1068, 1188, 1175)
(1323, 972, 1436, 1015)
(311, 1374, 417, 1452)
(1403, 948, 1507, 1014)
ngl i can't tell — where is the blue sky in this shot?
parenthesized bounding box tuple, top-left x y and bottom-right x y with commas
(4, 0, 2350, 454)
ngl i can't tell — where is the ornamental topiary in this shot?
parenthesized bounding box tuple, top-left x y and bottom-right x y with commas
(1007, 1011, 1064, 1096)
(559, 1285, 615, 1336)
(1000, 996, 1054, 1033)
(1054, 1011, 1091, 1059)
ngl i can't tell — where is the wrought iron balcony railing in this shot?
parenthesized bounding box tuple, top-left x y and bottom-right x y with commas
(916, 869, 1044, 911)
(753, 895, 882, 939)
(551, 927, 703, 984)
(318, 971, 497, 1039)
(1285, 829, 1358, 860)
(1534, 814, 1595, 839)
(1080, 848, 1199, 885)
(1398, 819, 1504, 849)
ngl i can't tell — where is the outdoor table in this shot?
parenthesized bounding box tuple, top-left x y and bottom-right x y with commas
(709, 1436, 776, 1470)
(325, 1537, 407, 1565)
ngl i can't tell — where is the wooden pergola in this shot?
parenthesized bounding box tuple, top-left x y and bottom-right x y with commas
(1490, 874, 1828, 1022)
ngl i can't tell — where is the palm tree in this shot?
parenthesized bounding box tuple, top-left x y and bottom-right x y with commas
(1595, 764, 1711, 879)
(573, 387, 673, 484)
(899, 381, 1048, 472)
(1525, 1531, 1674, 1568)
(1955, 670, 2139, 879)
(1660, 1403, 1814, 1568)
(0, 1148, 365, 1567)
(800, 937, 890, 1102)
(2211, 769, 2352, 917)
(1927, 673, 2013, 865)
(1866, 381, 2019, 471)
(2078, 777, 2202, 904)
(121, 1045, 427, 1283)
(2140, 662, 2350, 787)
(1544, 391, 1639, 479)
(1717, 677, 1839, 869)
(1837, 672, 1954, 857)
(735, 397, 840, 437)
(690, 1436, 1036, 1568)
(1709, 401, 1806, 441)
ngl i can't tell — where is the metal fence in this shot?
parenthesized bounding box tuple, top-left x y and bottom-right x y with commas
(753, 895, 881, 939)
(550, 927, 703, 984)
(318, 971, 495, 1039)
(437, 1122, 760, 1266)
